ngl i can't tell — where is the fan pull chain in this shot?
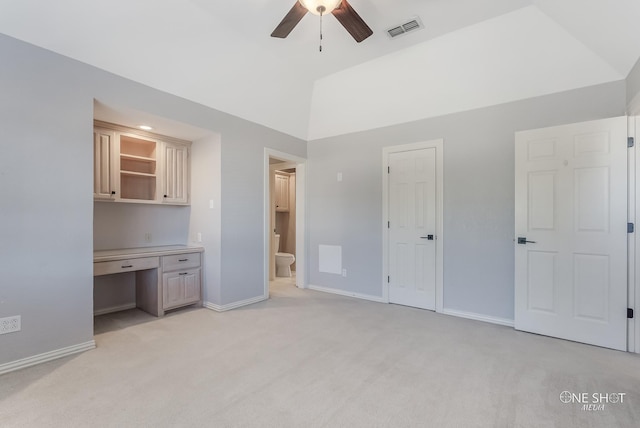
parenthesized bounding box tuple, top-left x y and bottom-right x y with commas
(319, 9, 323, 52)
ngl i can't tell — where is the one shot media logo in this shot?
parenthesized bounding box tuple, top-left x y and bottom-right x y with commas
(560, 391, 627, 411)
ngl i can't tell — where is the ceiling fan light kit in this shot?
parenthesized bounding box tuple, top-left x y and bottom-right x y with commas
(299, 0, 342, 16)
(271, 0, 373, 46)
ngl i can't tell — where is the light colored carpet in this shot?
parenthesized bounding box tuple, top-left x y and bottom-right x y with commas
(1, 278, 639, 427)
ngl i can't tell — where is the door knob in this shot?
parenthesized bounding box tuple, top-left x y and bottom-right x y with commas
(420, 235, 435, 240)
(517, 237, 537, 244)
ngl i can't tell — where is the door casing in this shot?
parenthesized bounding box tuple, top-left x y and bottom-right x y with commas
(264, 149, 307, 297)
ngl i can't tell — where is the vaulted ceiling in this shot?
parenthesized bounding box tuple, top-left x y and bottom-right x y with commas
(1, 1, 638, 140)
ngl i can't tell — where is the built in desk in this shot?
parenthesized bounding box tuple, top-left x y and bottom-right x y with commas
(93, 245, 204, 317)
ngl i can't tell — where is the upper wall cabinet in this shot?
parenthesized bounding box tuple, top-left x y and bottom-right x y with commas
(93, 121, 191, 205)
(93, 128, 117, 200)
(275, 172, 290, 212)
(162, 142, 189, 205)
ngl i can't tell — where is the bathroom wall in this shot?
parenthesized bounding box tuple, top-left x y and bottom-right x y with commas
(275, 212, 289, 252)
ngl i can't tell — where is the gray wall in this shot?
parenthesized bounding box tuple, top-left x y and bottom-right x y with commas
(307, 81, 626, 321)
(0, 34, 305, 366)
(0, 36, 95, 363)
(94, 203, 191, 250)
(189, 135, 222, 306)
(627, 57, 640, 111)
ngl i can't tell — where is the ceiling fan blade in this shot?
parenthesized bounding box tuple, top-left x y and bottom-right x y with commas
(271, 2, 308, 38)
(331, 0, 373, 43)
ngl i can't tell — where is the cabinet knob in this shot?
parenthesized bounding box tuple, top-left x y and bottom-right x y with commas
(164, 195, 167, 198)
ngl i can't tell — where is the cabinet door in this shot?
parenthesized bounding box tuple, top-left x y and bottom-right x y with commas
(163, 142, 189, 205)
(163, 272, 185, 309)
(162, 268, 200, 310)
(275, 174, 289, 212)
(183, 269, 201, 305)
(94, 128, 117, 200)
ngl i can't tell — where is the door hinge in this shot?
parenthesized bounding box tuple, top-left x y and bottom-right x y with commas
(628, 137, 635, 148)
(387, 166, 390, 174)
(628, 223, 635, 233)
(388, 221, 390, 229)
(387, 276, 390, 283)
(628, 308, 634, 319)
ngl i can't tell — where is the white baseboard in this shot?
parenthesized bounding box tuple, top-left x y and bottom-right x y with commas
(93, 303, 136, 316)
(307, 284, 386, 303)
(0, 340, 96, 376)
(442, 308, 514, 327)
(203, 294, 268, 312)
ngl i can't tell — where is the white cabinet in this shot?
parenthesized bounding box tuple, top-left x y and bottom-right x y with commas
(94, 246, 203, 317)
(161, 252, 201, 311)
(93, 128, 117, 200)
(162, 142, 189, 205)
(93, 121, 191, 205)
(275, 172, 289, 212)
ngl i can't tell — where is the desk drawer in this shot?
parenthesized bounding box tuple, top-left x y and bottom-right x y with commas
(162, 253, 201, 272)
(94, 256, 159, 276)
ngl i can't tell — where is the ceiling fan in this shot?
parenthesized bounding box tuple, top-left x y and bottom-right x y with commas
(271, 0, 373, 45)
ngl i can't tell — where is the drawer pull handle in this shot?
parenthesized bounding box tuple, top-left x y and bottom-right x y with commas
(178, 259, 188, 262)
(179, 272, 188, 276)
(121, 265, 133, 268)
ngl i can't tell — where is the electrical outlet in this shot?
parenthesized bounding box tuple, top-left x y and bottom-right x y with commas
(197, 232, 202, 243)
(144, 233, 152, 243)
(342, 269, 347, 277)
(0, 315, 21, 335)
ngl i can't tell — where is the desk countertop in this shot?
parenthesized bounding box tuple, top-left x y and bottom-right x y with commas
(94, 245, 204, 262)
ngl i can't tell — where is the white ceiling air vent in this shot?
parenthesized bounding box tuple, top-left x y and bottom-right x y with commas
(386, 16, 424, 39)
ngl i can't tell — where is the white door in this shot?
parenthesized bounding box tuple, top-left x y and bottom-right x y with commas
(388, 148, 438, 310)
(515, 117, 628, 351)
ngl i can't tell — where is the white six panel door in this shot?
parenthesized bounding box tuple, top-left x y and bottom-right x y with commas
(388, 148, 437, 310)
(515, 117, 628, 351)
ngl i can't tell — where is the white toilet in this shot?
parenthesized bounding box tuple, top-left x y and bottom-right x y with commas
(274, 234, 295, 277)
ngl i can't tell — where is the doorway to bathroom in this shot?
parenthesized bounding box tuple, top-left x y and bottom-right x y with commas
(264, 149, 306, 298)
